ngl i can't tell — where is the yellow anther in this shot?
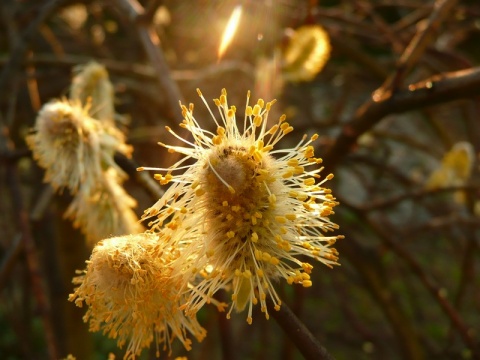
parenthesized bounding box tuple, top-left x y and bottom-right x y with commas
(287, 159, 299, 166)
(267, 124, 279, 134)
(327, 173, 334, 180)
(232, 205, 241, 212)
(212, 135, 222, 145)
(227, 231, 235, 239)
(301, 273, 310, 280)
(253, 151, 262, 162)
(251, 232, 259, 243)
(246, 106, 253, 116)
(294, 166, 305, 174)
(282, 171, 293, 178)
(283, 126, 294, 134)
(256, 269, 264, 277)
(191, 180, 200, 189)
(285, 214, 296, 221)
(302, 280, 313, 288)
(253, 104, 261, 116)
(304, 178, 315, 186)
(243, 270, 252, 278)
(302, 263, 313, 273)
(275, 216, 287, 224)
(251, 216, 257, 225)
(297, 193, 308, 201)
(305, 146, 315, 158)
(279, 114, 287, 122)
(270, 257, 280, 265)
(257, 140, 264, 150)
(263, 145, 273, 152)
(268, 194, 276, 205)
(196, 88, 203, 96)
(195, 188, 205, 196)
(254, 249, 262, 260)
(235, 269, 242, 276)
(262, 252, 271, 261)
(216, 126, 226, 135)
(254, 115, 262, 127)
(247, 317, 253, 325)
(226, 214, 234, 221)
(302, 242, 313, 249)
(266, 99, 276, 109)
(220, 94, 226, 104)
(222, 201, 229, 206)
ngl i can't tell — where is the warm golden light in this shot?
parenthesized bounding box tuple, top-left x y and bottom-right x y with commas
(218, 5, 243, 60)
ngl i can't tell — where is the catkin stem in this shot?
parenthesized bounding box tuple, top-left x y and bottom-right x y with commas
(268, 298, 335, 360)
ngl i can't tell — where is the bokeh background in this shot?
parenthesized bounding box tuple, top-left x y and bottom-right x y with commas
(1, 0, 480, 359)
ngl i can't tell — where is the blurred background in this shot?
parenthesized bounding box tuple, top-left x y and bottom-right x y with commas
(1, 0, 480, 359)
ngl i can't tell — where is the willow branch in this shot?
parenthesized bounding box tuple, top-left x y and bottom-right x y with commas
(380, 0, 459, 93)
(5, 152, 59, 359)
(0, 0, 67, 115)
(111, 0, 184, 121)
(343, 200, 478, 355)
(323, 67, 480, 173)
(267, 299, 335, 360)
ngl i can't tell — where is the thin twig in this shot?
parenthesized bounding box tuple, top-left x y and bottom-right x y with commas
(111, 0, 184, 121)
(5, 151, 59, 359)
(379, 0, 460, 94)
(363, 185, 480, 212)
(0, 234, 23, 291)
(323, 66, 480, 173)
(343, 199, 478, 356)
(267, 298, 336, 360)
(0, 0, 67, 121)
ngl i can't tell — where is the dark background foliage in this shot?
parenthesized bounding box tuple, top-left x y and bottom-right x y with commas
(1, 0, 479, 359)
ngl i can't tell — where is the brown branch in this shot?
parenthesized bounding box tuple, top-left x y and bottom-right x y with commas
(363, 185, 480, 212)
(5, 151, 60, 359)
(0, 54, 254, 83)
(267, 298, 336, 360)
(322, 67, 480, 173)
(0, 0, 67, 117)
(343, 200, 478, 356)
(0, 234, 23, 291)
(380, 0, 460, 93)
(336, 235, 425, 360)
(111, 0, 184, 121)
